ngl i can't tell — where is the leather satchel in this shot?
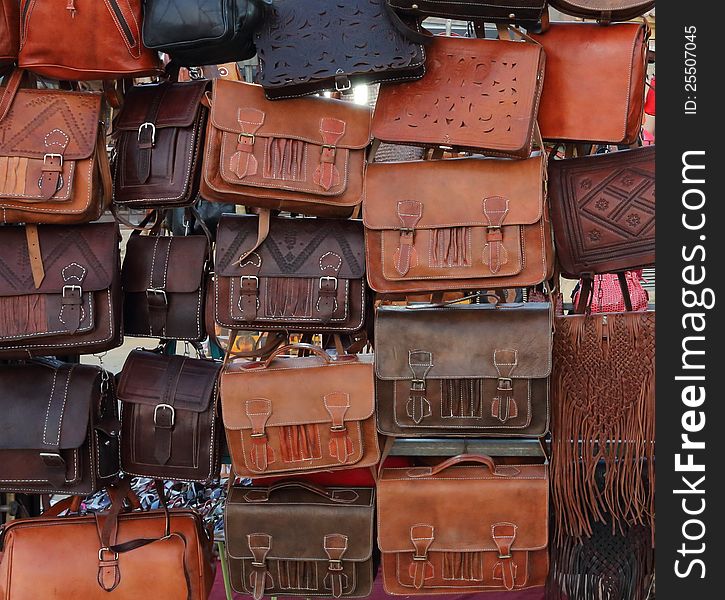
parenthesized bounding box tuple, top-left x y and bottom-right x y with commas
(225, 481, 375, 599)
(254, 0, 425, 100)
(220, 344, 380, 478)
(0, 70, 112, 225)
(0, 221, 123, 358)
(0, 0, 19, 73)
(201, 80, 372, 217)
(0, 359, 119, 495)
(378, 455, 549, 594)
(386, 0, 547, 26)
(372, 35, 545, 158)
(364, 155, 554, 294)
(117, 350, 222, 483)
(549, 0, 655, 21)
(531, 23, 650, 144)
(375, 301, 552, 437)
(215, 214, 367, 334)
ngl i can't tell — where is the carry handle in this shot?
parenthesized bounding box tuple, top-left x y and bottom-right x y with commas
(244, 343, 358, 370)
(405, 292, 500, 310)
(407, 454, 520, 478)
(0, 69, 27, 123)
(243, 481, 359, 504)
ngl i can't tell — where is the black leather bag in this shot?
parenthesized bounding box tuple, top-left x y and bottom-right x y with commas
(386, 0, 548, 26)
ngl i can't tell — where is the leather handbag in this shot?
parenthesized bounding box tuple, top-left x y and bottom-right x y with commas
(375, 300, 552, 437)
(364, 155, 554, 294)
(386, 0, 547, 26)
(18, 0, 162, 80)
(572, 272, 649, 314)
(225, 482, 375, 599)
(220, 344, 380, 478)
(0, 221, 123, 358)
(372, 34, 545, 158)
(0, 70, 112, 225)
(143, 0, 270, 68)
(214, 214, 367, 334)
(531, 23, 650, 144)
(201, 80, 372, 217)
(0, 0, 19, 72)
(0, 359, 119, 495)
(378, 454, 549, 594)
(549, 0, 655, 21)
(254, 0, 426, 100)
(117, 349, 222, 483)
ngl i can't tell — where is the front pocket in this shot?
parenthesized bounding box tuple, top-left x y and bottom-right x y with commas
(0, 156, 76, 202)
(0, 292, 95, 342)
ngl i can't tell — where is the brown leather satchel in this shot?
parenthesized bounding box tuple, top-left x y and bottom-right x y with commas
(386, 0, 547, 25)
(0, 0, 19, 72)
(364, 155, 554, 294)
(215, 214, 367, 334)
(372, 35, 545, 158)
(18, 0, 162, 80)
(117, 350, 222, 483)
(225, 481, 375, 599)
(549, 0, 655, 21)
(531, 23, 650, 144)
(201, 80, 372, 218)
(0, 70, 112, 225)
(378, 455, 549, 594)
(0, 359, 119, 495)
(375, 301, 552, 437)
(221, 344, 380, 478)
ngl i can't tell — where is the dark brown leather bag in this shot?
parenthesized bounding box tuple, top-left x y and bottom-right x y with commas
(386, 0, 547, 25)
(117, 350, 222, 483)
(225, 482, 375, 599)
(549, 0, 654, 21)
(375, 301, 552, 437)
(0, 359, 119, 495)
(378, 455, 549, 594)
(0, 0, 19, 72)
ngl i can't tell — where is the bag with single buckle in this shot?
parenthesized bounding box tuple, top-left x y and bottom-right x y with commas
(0, 0, 19, 73)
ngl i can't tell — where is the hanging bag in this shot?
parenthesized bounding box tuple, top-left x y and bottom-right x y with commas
(0, 0, 19, 73)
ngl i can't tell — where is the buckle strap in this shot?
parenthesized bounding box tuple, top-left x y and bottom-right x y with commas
(38, 129, 69, 200)
(152, 355, 186, 465)
(135, 85, 168, 183)
(482, 196, 509, 274)
(324, 392, 352, 463)
(232, 108, 265, 179)
(492, 349, 519, 424)
(237, 250, 262, 323)
(245, 399, 273, 472)
(39, 363, 75, 488)
(409, 525, 435, 590)
(316, 251, 342, 323)
(395, 200, 423, 276)
(407, 350, 433, 425)
(492, 522, 517, 591)
(313, 118, 345, 191)
(145, 237, 173, 336)
(248, 533, 273, 600)
(323, 534, 349, 598)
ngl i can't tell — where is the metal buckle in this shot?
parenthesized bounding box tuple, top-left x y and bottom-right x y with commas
(498, 553, 513, 559)
(334, 70, 351, 92)
(497, 378, 513, 392)
(238, 132, 256, 143)
(154, 403, 175, 427)
(411, 379, 426, 392)
(328, 559, 344, 571)
(62, 284, 82, 298)
(43, 153, 64, 167)
(319, 276, 338, 291)
(240, 275, 259, 289)
(250, 431, 267, 439)
(413, 555, 428, 562)
(137, 122, 156, 145)
(251, 561, 266, 568)
(146, 288, 168, 303)
(330, 424, 347, 432)
(188, 67, 204, 80)
(98, 547, 119, 562)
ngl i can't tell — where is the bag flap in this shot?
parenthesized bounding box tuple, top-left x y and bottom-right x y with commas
(0, 222, 119, 297)
(210, 80, 372, 149)
(375, 303, 552, 380)
(364, 156, 545, 230)
(551, 0, 654, 14)
(378, 464, 548, 552)
(216, 214, 365, 279)
(0, 88, 101, 161)
(122, 234, 208, 294)
(114, 81, 208, 130)
(226, 485, 375, 561)
(221, 354, 375, 429)
(117, 350, 221, 413)
(143, 0, 230, 48)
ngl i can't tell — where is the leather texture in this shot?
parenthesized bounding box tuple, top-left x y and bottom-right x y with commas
(201, 80, 372, 217)
(549, 0, 655, 20)
(372, 35, 545, 158)
(255, 0, 426, 100)
(117, 350, 222, 483)
(531, 23, 649, 144)
(0, 221, 123, 358)
(387, 0, 547, 23)
(225, 483, 375, 599)
(378, 455, 549, 594)
(364, 155, 554, 294)
(0, 359, 119, 494)
(215, 214, 367, 333)
(549, 146, 655, 278)
(0, 0, 19, 71)
(375, 302, 552, 437)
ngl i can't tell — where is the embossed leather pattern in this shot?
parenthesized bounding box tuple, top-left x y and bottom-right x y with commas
(255, 0, 426, 99)
(549, 0, 655, 20)
(0, 0, 19, 71)
(387, 0, 547, 24)
(549, 147, 655, 278)
(372, 35, 545, 158)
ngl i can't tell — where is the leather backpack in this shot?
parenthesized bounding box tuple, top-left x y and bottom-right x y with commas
(0, 0, 19, 73)
(385, 0, 547, 25)
(549, 0, 655, 20)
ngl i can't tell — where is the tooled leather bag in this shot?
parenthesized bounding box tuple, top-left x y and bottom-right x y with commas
(375, 300, 552, 437)
(220, 344, 380, 479)
(215, 214, 367, 334)
(549, 0, 654, 21)
(372, 34, 545, 158)
(225, 482, 375, 599)
(0, 70, 112, 225)
(378, 454, 549, 594)
(386, 0, 547, 26)
(117, 349, 222, 483)
(364, 155, 554, 294)
(0, 359, 119, 495)
(0, 0, 19, 73)
(201, 80, 372, 217)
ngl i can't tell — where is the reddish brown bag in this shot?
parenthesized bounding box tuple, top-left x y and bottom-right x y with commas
(0, 0, 19, 72)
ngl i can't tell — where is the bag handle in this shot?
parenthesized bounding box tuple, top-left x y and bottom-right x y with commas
(406, 454, 520, 478)
(382, 1, 434, 45)
(0, 69, 27, 123)
(405, 292, 501, 310)
(243, 481, 359, 504)
(244, 343, 358, 370)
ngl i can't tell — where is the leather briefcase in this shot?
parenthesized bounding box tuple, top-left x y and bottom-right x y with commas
(364, 155, 554, 294)
(117, 349, 222, 483)
(531, 23, 650, 144)
(225, 481, 375, 599)
(215, 214, 367, 334)
(386, 0, 547, 26)
(375, 301, 552, 437)
(0, 359, 119, 495)
(0, 70, 112, 225)
(372, 35, 545, 158)
(549, 0, 655, 21)
(254, 0, 426, 100)
(0, 221, 123, 358)
(378, 454, 549, 594)
(220, 344, 380, 478)
(201, 80, 372, 217)
(0, 0, 19, 73)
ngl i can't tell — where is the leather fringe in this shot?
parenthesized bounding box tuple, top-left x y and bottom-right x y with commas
(276, 559, 318, 591)
(280, 424, 322, 463)
(265, 138, 305, 181)
(443, 551, 484, 581)
(430, 227, 471, 268)
(442, 379, 483, 418)
(265, 278, 313, 318)
(0, 294, 46, 336)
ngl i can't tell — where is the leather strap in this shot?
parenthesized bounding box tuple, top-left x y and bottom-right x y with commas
(618, 272, 634, 312)
(145, 237, 173, 337)
(396, 200, 423, 276)
(102, 0, 141, 58)
(409, 525, 435, 590)
(234, 209, 271, 266)
(136, 84, 168, 183)
(247, 533, 272, 600)
(382, 1, 433, 45)
(153, 355, 186, 465)
(407, 350, 433, 425)
(492, 522, 518, 591)
(314, 118, 345, 191)
(96, 126, 114, 205)
(324, 392, 352, 464)
(317, 250, 343, 323)
(25, 224, 45, 288)
(245, 398, 273, 472)
(492, 349, 518, 423)
(0, 69, 24, 123)
(482, 196, 509, 274)
(323, 534, 348, 598)
(575, 276, 593, 315)
(39, 364, 76, 488)
(231, 108, 265, 179)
